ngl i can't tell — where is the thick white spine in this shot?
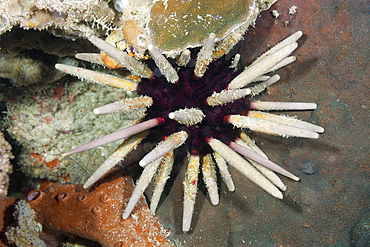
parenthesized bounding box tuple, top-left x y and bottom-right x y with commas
(150, 151, 175, 214)
(83, 131, 148, 189)
(207, 138, 283, 199)
(93, 96, 153, 115)
(206, 88, 251, 107)
(235, 137, 287, 191)
(266, 56, 296, 73)
(168, 108, 205, 126)
(183, 153, 200, 232)
(228, 42, 298, 90)
(202, 153, 219, 205)
(194, 33, 216, 78)
(55, 64, 138, 91)
(226, 114, 319, 139)
(88, 35, 152, 78)
(212, 152, 235, 192)
(139, 131, 188, 167)
(250, 101, 317, 111)
(228, 141, 300, 181)
(252, 31, 303, 65)
(247, 111, 325, 133)
(148, 44, 179, 83)
(122, 157, 163, 219)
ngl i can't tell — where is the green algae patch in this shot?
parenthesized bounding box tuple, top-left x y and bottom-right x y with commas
(149, 0, 256, 54)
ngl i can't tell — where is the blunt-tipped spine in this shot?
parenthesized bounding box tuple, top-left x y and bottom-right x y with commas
(207, 138, 284, 199)
(148, 44, 179, 83)
(168, 108, 205, 126)
(252, 31, 303, 65)
(88, 35, 152, 78)
(139, 131, 188, 167)
(228, 42, 298, 90)
(246, 111, 325, 133)
(177, 49, 191, 66)
(194, 33, 216, 78)
(93, 96, 153, 115)
(235, 137, 287, 191)
(206, 88, 251, 107)
(229, 54, 241, 69)
(55, 64, 138, 91)
(122, 158, 163, 219)
(202, 153, 219, 205)
(83, 132, 148, 189)
(250, 101, 317, 111)
(183, 153, 200, 232)
(225, 114, 320, 139)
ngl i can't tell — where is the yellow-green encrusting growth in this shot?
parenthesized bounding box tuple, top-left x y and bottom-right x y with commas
(148, 0, 256, 53)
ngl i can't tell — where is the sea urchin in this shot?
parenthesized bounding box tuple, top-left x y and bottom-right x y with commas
(56, 31, 324, 232)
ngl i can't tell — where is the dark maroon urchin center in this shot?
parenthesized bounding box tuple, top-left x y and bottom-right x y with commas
(138, 57, 250, 154)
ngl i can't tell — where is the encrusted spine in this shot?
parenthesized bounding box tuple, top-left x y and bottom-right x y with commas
(194, 33, 216, 78)
(83, 132, 148, 189)
(88, 35, 153, 78)
(122, 157, 163, 219)
(150, 151, 175, 214)
(168, 108, 205, 126)
(206, 88, 251, 107)
(148, 44, 179, 83)
(176, 49, 191, 66)
(93, 96, 153, 115)
(207, 138, 284, 199)
(225, 114, 320, 139)
(183, 153, 200, 232)
(139, 131, 188, 167)
(55, 64, 138, 91)
(202, 153, 219, 206)
(212, 152, 235, 192)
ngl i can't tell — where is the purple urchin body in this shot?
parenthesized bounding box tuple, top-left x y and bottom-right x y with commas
(138, 58, 250, 154)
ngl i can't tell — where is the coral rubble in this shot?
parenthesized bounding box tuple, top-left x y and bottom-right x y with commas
(3, 81, 136, 183)
(0, 131, 13, 197)
(0, 0, 118, 38)
(5, 200, 46, 247)
(26, 172, 172, 247)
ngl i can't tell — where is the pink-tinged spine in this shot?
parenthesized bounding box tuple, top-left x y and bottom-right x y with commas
(63, 117, 164, 156)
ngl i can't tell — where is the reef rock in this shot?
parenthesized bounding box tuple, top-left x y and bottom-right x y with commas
(0, 131, 13, 197)
(3, 81, 133, 183)
(5, 200, 46, 247)
(0, 0, 118, 37)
